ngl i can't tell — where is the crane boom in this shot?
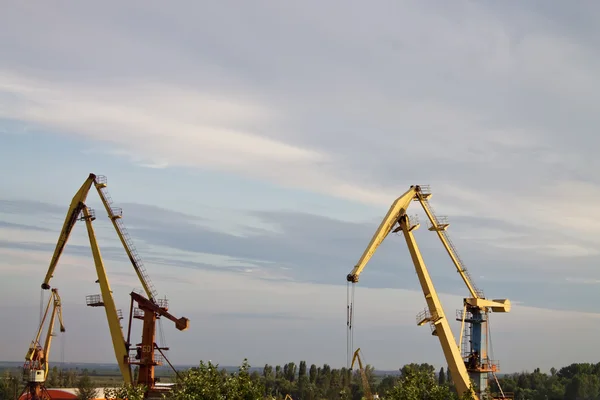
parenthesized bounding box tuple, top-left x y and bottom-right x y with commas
(41, 174, 96, 289)
(346, 185, 422, 283)
(41, 290, 65, 372)
(130, 292, 189, 331)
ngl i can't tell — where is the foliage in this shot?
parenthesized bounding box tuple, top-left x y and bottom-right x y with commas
(104, 383, 146, 400)
(0, 370, 22, 400)
(162, 360, 475, 400)
(11, 359, 600, 400)
(385, 363, 455, 400)
(76, 372, 99, 400)
(47, 366, 78, 388)
(493, 363, 600, 400)
(165, 359, 264, 400)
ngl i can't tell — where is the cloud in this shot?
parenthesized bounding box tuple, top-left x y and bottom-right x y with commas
(2, 0, 600, 373)
(2, 1, 600, 257)
(0, 220, 51, 232)
(1, 198, 598, 315)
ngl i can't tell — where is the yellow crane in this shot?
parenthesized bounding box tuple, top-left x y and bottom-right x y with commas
(39, 173, 189, 394)
(346, 185, 510, 400)
(350, 348, 373, 400)
(21, 288, 65, 400)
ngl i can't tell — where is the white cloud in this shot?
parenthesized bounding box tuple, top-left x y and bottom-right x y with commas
(0, 70, 324, 170)
(3, 67, 599, 258)
(3, 0, 600, 371)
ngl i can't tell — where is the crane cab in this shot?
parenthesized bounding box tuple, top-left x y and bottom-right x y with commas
(29, 369, 45, 383)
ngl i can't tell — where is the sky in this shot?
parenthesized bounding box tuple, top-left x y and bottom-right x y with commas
(1, 0, 600, 374)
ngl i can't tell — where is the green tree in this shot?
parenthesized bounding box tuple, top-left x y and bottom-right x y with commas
(0, 371, 21, 400)
(47, 366, 59, 388)
(309, 364, 317, 384)
(104, 384, 146, 400)
(386, 365, 455, 400)
(377, 375, 398, 396)
(438, 367, 446, 386)
(75, 373, 98, 400)
(283, 363, 296, 382)
(167, 359, 263, 400)
(299, 361, 307, 379)
(565, 374, 600, 400)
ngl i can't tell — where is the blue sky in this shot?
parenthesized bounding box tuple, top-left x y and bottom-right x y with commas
(2, 0, 600, 373)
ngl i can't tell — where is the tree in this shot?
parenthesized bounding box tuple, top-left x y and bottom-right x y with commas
(283, 363, 296, 382)
(104, 384, 145, 400)
(387, 365, 455, 400)
(263, 364, 273, 380)
(166, 359, 263, 400)
(75, 373, 98, 400)
(0, 371, 21, 400)
(438, 367, 446, 386)
(309, 364, 317, 384)
(47, 366, 59, 388)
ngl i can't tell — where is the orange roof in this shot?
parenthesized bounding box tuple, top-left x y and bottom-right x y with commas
(19, 387, 116, 400)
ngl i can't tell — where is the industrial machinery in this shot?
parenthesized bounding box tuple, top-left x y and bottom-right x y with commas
(350, 348, 373, 400)
(21, 288, 65, 400)
(124, 291, 188, 390)
(346, 185, 510, 400)
(40, 173, 189, 396)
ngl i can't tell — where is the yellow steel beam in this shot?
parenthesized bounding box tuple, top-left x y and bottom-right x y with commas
(81, 207, 132, 385)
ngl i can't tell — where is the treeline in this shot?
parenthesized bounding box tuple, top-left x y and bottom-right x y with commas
(496, 363, 600, 400)
(165, 360, 600, 400)
(5, 360, 600, 400)
(162, 360, 470, 400)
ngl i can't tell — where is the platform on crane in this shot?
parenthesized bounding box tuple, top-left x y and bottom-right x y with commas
(86, 294, 104, 307)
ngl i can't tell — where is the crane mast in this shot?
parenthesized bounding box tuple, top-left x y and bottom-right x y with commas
(22, 288, 65, 400)
(345, 185, 510, 400)
(80, 207, 133, 384)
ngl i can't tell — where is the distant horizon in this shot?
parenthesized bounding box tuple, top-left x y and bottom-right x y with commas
(0, 360, 550, 376)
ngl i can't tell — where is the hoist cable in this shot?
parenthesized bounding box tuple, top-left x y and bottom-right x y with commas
(39, 288, 45, 327)
(346, 282, 351, 369)
(346, 282, 356, 369)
